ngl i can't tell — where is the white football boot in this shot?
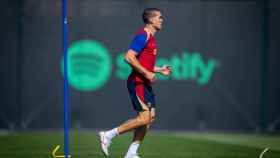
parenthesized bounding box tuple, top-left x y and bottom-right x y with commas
(124, 154, 141, 158)
(98, 131, 111, 156)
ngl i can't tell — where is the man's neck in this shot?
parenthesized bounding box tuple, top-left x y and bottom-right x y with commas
(144, 24, 157, 36)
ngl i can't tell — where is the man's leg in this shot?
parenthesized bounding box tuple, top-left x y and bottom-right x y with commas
(99, 82, 155, 157)
(124, 125, 147, 158)
(118, 109, 150, 134)
(133, 125, 148, 143)
(124, 109, 156, 158)
(98, 110, 151, 156)
(132, 112, 155, 142)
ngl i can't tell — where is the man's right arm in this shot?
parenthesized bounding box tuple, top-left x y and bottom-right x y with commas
(125, 50, 155, 82)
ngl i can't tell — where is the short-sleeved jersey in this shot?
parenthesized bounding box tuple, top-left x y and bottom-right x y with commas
(127, 28, 158, 84)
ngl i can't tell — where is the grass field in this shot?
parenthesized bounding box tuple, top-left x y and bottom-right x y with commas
(0, 131, 280, 158)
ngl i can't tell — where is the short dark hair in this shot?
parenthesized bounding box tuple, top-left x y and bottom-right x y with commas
(142, 8, 161, 24)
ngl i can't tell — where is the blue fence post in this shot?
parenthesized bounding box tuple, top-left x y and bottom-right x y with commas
(62, 0, 69, 157)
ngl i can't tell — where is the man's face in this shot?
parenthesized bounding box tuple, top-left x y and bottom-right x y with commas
(149, 11, 163, 30)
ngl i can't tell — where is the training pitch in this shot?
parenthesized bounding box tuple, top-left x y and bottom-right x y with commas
(0, 131, 279, 158)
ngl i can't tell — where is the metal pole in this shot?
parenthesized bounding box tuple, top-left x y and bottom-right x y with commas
(62, 0, 69, 156)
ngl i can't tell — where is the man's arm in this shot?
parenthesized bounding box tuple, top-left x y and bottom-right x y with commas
(125, 50, 155, 82)
(154, 66, 162, 73)
(154, 65, 172, 75)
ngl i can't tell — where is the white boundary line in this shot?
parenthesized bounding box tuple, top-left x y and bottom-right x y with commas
(259, 148, 269, 158)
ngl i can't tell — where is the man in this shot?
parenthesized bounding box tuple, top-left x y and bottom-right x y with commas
(98, 8, 171, 158)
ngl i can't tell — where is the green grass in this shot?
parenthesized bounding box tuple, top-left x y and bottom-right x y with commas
(0, 131, 279, 158)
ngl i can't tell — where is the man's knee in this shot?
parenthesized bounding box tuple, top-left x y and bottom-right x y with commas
(138, 116, 151, 126)
(137, 112, 151, 125)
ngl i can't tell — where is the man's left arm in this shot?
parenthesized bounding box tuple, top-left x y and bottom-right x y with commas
(150, 65, 172, 121)
(154, 66, 162, 73)
(154, 65, 172, 76)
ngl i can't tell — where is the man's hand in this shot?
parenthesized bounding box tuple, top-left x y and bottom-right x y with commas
(150, 108, 156, 123)
(159, 65, 172, 76)
(145, 71, 156, 82)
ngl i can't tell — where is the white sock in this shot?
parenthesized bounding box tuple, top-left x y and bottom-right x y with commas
(126, 142, 140, 156)
(105, 128, 119, 140)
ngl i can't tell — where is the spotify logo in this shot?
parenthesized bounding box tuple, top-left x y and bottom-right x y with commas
(61, 40, 112, 91)
(62, 39, 219, 92)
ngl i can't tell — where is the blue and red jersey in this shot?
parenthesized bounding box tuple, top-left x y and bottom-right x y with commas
(127, 28, 158, 84)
